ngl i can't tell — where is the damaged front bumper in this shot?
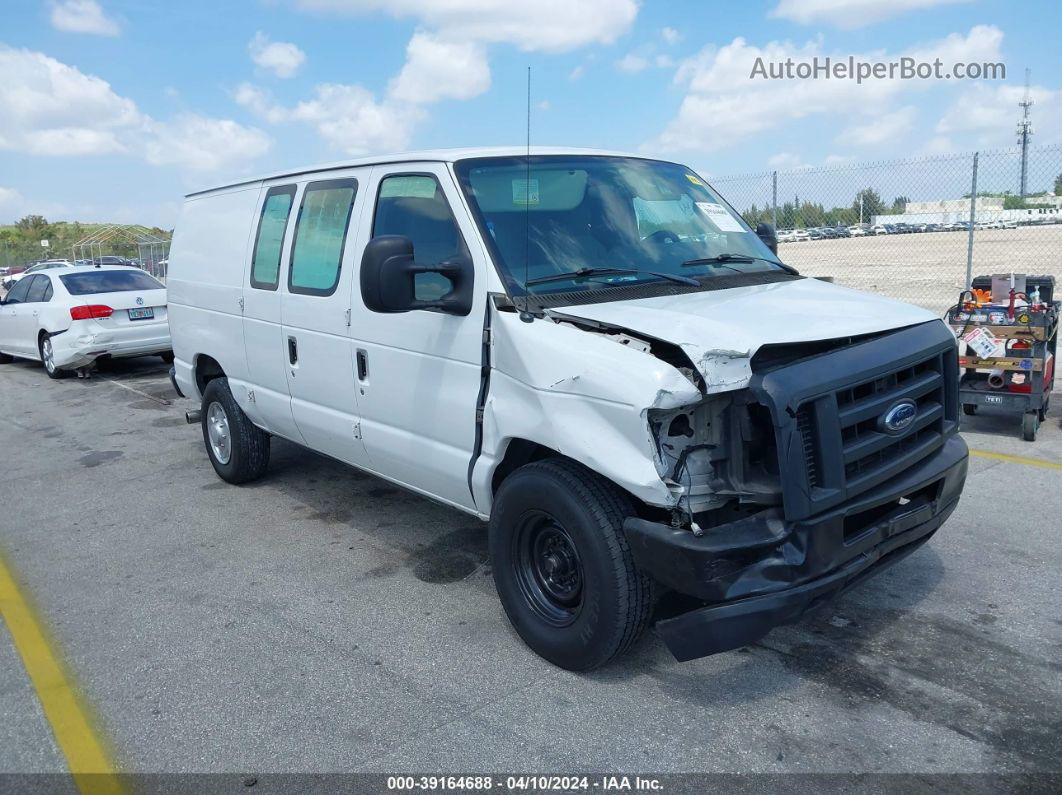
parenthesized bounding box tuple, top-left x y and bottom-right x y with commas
(623, 434, 968, 662)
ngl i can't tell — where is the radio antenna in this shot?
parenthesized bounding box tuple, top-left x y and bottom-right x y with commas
(520, 65, 533, 322)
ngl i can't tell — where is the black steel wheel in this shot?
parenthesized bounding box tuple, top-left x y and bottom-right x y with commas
(489, 458, 653, 671)
(513, 512, 584, 628)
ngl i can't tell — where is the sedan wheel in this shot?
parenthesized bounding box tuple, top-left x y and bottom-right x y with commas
(39, 334, 67, 380)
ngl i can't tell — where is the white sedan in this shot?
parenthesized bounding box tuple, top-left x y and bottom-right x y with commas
(0, 265, 171, 378)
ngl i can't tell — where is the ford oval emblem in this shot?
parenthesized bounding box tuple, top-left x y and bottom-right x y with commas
(880, 399, 918, 435)
(136, 296, 144, 305)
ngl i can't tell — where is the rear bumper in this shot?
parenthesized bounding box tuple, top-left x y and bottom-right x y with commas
(51, 325, 171, 368)
(623, 434, 968, 662)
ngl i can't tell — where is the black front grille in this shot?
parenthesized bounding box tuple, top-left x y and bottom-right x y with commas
(834, 354, 948, 489)
(750, 321, 960, 521)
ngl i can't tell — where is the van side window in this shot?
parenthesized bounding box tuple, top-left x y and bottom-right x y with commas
(250, 185, 296, 290)
(288, 178, 358, 296)
(373, 174, 467, 302)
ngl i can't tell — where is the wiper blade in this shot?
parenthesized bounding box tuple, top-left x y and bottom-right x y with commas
(526, 266, 698, 287)
(681, 253, 799, 275)
(681, 253, 757, 266)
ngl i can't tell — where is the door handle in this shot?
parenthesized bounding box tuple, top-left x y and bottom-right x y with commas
(356, 349, 368, 381)
(288, 336, 298, 365)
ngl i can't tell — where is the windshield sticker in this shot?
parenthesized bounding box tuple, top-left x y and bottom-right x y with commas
(696, 202, 745, 232)
(685, 174, 706, 187)
(512, 179, 540, 206)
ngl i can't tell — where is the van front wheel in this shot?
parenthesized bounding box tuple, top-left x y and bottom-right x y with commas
(489, 459, 653, 671)
(201, 377, 270, 484)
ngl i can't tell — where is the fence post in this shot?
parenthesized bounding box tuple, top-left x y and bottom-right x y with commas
(771, 170, 778, 229)
(965, 151, 978, 289)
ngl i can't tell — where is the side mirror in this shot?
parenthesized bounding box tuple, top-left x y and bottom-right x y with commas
(360, 235, 473, 316)
(755, 222, 778, 255)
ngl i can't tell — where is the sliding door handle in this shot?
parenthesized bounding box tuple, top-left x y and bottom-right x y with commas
(287, 336, 298, 365)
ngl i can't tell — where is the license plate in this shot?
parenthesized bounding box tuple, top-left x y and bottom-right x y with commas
(128, 307, 154, 320)
(984, 394, 1003, 404)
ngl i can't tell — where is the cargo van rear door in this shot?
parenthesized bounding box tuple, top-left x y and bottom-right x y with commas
(243, 183, 304, 443)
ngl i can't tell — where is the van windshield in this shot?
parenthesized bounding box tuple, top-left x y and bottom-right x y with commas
(453, 155, 784, 296)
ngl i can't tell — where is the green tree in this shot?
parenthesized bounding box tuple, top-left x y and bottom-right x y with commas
(1054, 173, 1062, 196)
(15, 215, 50, 239)
(891, 196, 909, 213)
(852, 188, 886, 221)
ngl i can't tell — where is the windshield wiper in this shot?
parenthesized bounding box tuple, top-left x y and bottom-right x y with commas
(526, 266, 699, 287)
(681, 253, 799, 275)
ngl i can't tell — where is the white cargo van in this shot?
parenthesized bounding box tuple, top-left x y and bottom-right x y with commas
(168, 148, 968, 670)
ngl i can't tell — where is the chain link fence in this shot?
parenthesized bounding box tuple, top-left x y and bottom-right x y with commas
(712, 143, 1062, 315)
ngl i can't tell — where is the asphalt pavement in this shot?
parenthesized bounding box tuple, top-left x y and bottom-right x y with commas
(1, 354, 1060, 781)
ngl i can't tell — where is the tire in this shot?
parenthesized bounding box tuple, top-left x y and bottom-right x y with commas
(160, 351, 175, 363)
(201, 377, 270, 483)
(1022, 412, 1039, 442)
(38, 333, 68, 380)
(489, 458, 653, 671)
(962, 404, 977, 416)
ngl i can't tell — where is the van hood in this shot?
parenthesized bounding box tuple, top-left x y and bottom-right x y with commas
(551, 276, 939, 393)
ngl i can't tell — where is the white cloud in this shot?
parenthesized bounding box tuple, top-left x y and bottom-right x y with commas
(569, 65, 586, 81)
(49, 0, 120, 36)
(768, 152, 811, 170)
(388, 33, 490, 104)
(0, 46, 141, 156)
(0, 47, 270, 173)
(248, 32, 306, 78)
(770, 0, 972, 30)
(237, 82, 419, 155)
(661, 27, 681, 45)
(144, 115, 272, 172)
(650, 25, 1004, 155)
(935, 82, 1062, 147)
(616, 53, 649, 74)
(839, 106, 916, 146)
(239, 30, 490, 155)
(0, 186, 24, 213)
(294, 0, 637, 52)
(823, 153, 857, 165)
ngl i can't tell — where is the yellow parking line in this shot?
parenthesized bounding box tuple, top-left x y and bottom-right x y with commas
(970, 448, 1062, 471)
(0, 551, 123, 795)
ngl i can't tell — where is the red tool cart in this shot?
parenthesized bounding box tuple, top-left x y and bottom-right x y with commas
(949, 275, 1058, 442)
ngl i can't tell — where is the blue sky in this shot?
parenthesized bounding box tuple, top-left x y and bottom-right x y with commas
(2, 0, 1060, 226)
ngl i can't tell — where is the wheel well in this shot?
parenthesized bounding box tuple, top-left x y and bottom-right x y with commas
(490, 439, 560, 496)
(194, 354, 225, 395)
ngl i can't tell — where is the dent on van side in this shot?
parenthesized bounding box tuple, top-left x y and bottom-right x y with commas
(168, 149, 968, 671)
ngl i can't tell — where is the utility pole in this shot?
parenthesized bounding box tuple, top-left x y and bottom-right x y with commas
(1017, 68, 1033, 197)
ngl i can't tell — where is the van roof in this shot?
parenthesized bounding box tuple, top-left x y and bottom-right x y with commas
(185, 146, 672, 198)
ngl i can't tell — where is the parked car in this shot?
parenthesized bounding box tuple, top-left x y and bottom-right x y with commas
(791, 229, 810, 242)
(832, 226, 851, 238)
(2, 260, 74, 291)
(0, 265, 171, 377)
(807, 227, 825, 240)
(168, 147, 968, 670)
(91, 256, 137, 268)
(870, 224, 888, 235)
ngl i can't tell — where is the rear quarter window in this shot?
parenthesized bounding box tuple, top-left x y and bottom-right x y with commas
(60, 271, 165, 296)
